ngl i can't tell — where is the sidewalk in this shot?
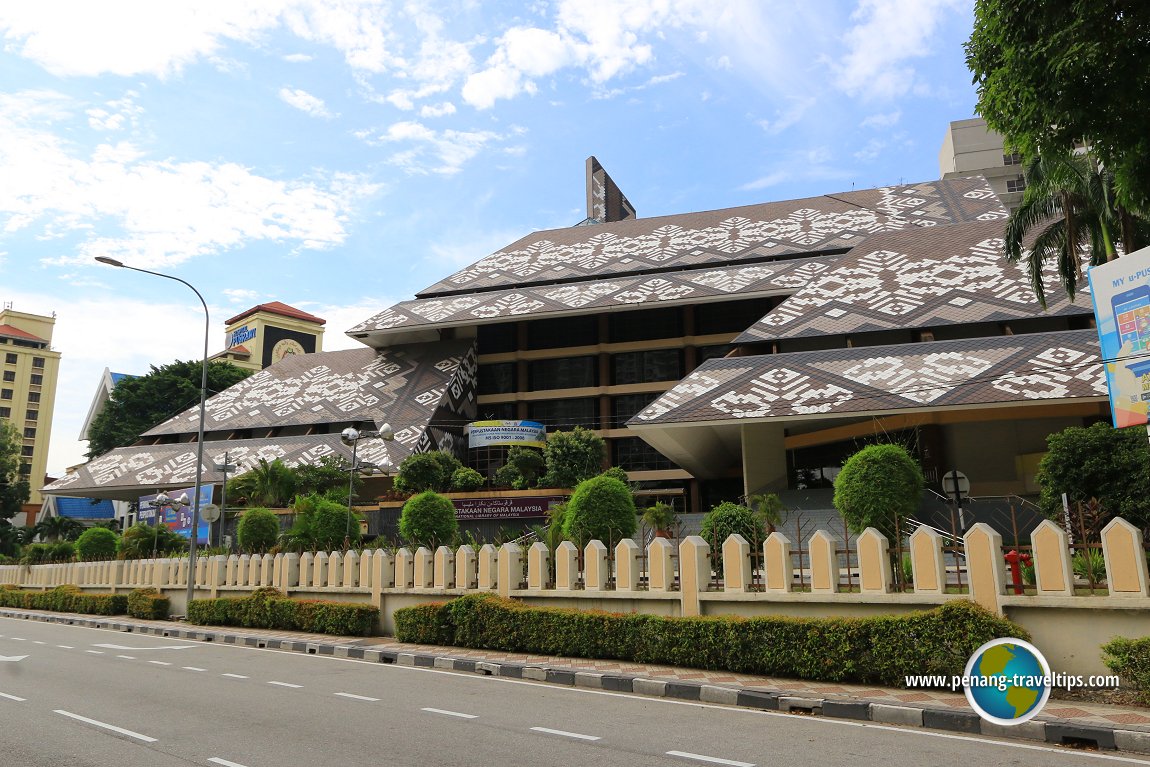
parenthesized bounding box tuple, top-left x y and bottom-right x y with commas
(3, 606, 1149, 757)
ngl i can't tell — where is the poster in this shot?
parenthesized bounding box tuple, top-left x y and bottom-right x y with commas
(138, 485, 213, 544)
(1088, 245, 1150, 427)
(467, 420, 547, 448)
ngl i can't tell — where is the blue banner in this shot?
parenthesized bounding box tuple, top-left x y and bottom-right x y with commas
(138, 485, 213, 544)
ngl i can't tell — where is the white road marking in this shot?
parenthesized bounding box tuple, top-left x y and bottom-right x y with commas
(182, 666, 206, 672)
(0, 692, 26, 702)
(530, 726, 600, 741)
(208, 759, 250, 767)
(93, 643, 193, 651)
(422, 707, 478, 719)
(334, 692, 379, 702)
(148, 661, 171, 666)
(10, 637, 24, 641)
(268, 681, 302, 688)
(86, 650, 104, 655)
(667, 751, 754, 767)
(56, 645, 73, 649)
(54, 710, 157, 743)
(32, 641, 45, 645)
(116, 655, 136, 660)
(0, 654, 27, 662)
(221, 673, 248, 679)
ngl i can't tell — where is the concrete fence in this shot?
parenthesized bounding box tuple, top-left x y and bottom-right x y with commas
(2, 517, 1149, 677)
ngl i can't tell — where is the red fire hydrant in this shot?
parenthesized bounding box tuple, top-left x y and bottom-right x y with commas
(1004, 550, 1025, 595)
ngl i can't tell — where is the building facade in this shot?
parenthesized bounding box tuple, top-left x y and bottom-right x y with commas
(939, 117, 1026, 210)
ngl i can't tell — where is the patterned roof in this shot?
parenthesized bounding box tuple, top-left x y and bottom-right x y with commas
(416, 178, 1006, 297)
(348, 256, 836, 335)
(736, 220, 1092, 343)
(629, 329, 1106, 426)
(143, 341, 475, 437)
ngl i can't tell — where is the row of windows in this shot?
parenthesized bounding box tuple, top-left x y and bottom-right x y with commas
(479, 349, 696, 394)
(477, 394, 660, 429)
(2, 353, 45, 367)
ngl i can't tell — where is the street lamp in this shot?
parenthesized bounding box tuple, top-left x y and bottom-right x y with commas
(151, 492, 189, 558)
(213, 452, 236, 549)
(340, 424, 394, 545)
(95, 256, 209, 614)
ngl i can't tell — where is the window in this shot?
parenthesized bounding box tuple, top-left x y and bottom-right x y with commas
(25, 410, 37, 422)
(477, 322, 518, 354)
(612, 349, 682, 385)
(29, 374, 42, 386)
(18, 463, 31, 476)
(0, 407, 8, 418)
(3, 353, 15, 364)
(611, 393, 659, 425)
(528, 356, 597, 390)
(613, 437, 675, 471)
(697, 344, 734, 364)
(1003, 152, 1022, 166)
(1006, 176, 1026, 193)
(23, 427, 36, 439)
(1, 371, 13, 382)
(478, 363, 517, 395)
(527, 398, 598, 430)
(0, 389, 11, 400)
(608, 307, 683, 343)
(478, 402, 517, 421)
(20, 445, 33, 457)
(696, 297, 775, 335)
(26, 392, 39, 404)
(526, 315, 598, 350)
(31, 357, 44, 369)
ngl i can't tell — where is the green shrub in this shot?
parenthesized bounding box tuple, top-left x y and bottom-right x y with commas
(395, 451, 461, 493)
(541, 428, 605, 488)
(833, 443, 924, 540)
(187, 589, 375, 636)
(699, 502, 765, 546)
(600, 466, 629, 483)
(76, 527, 119, 560)
(494, 446, 545, 489)
(0, 584, 128, 616)
(399, 491, 458, 549)
(1103, 636, 1150, 704)
(237, 507, 280, 553)
(281, 494, 362, 551)
(1073, 549, 1107, 583)
(451, 467, 485, 492)
(127, 588, 170, 620)
(561, 475, 636, 546)
(394, 596, 1024, 687)
(1037, 422, 1150, 527)
(20, 543, 54, 565)
(120, 523, 185, 558)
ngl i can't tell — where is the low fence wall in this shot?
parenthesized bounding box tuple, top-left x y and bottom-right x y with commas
(1, 518, 1148, 677)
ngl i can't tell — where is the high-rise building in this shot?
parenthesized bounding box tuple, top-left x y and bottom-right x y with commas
(939, 117, 1026, 210)
(0, 306, 61, 516)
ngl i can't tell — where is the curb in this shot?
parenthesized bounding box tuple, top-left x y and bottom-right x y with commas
(3, 608, 1148, 756)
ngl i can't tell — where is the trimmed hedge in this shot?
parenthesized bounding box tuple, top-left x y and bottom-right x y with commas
(394, 595, 1027, 687)
(1103, 636, 1150, 704)
(187, 587, 376, 636)
(127, 588, 170, 620)
(0, 585, 127, 616)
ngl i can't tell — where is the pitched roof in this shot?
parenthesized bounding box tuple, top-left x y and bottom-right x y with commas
(0, 323, 46, 342)
(225, 301, 326, 326)
(415, 178, 1007, 298)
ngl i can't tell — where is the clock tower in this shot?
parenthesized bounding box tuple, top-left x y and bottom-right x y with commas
(217, 302, 325, 371)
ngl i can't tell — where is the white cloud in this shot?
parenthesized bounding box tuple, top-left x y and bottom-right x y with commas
(282, 52, 313, 63)
(740, 170, 788, 191)
(860, 110, 902, 129)
(757, 96, 816, 136)
(853, 138, 886, 161)
(278, 86, 334, 118)
(222, 288, 261, 304)
(369, 120, 505, 175)
(419, 102, 456, 118)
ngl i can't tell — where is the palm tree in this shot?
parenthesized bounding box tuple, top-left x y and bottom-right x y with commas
(746, 492, 785, 536)
(1004, 150, 1124, 308)
(35, 515, 84, 543)
(227, 458, 297, 508)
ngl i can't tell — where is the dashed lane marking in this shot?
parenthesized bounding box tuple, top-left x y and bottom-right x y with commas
(666, 751, 754, 767)
(54, 710, 157, 743)
(334, 692, 379, 702)
(530, 727, 600, 741)
(422, 707, 478, 719)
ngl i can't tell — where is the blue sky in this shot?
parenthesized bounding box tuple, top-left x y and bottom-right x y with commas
(0, 0, 979, 477)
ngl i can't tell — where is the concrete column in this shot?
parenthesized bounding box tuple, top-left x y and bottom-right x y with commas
(298, 553, 314, 588)
(615, 539, 641, 592)
(1102, 517, 1150, 597)
(497, 543, 523, 597)
(526, 542, 551, 590)
(909, 526, 946, 595)
(678, 536, 710, 617)
(260, 554, 274, 587)
(434, 546, 456, 589)
(358, 550, 375, 590)
(721, 534, 751, 593)
(554, 542, 578, 590)
(763, 532, 793, 593)
(343, 550, 360, 588)
(413, 547, 434, 588)
(478, 544, 498, 591)
(857, 528, 892, 594)
(272, 553, 284, 588)
(456, 545, 477, 590)
(395, 548, 415, 589)
(195, 556, 207, 587)
(1030, 520, 1073, 596)
(209, 555, 227, 598)
(741, 422, 788, 496)
(583, 540, 609, 591)
(241, 554, 254, 587)
(281, 553, 300, 590)
(808, 530, 839, 594)
(371, 550, 393, 601)
(648, 538, 675, 592)
(327, 552, 343, 588)
(313, 552, 329, 588)
(963, 523, 1005, 614)
(153, 559, 169, 589)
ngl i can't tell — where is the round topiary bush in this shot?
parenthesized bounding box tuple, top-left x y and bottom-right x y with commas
(700, 502, 765, 546)
(451, 466, 485, 492)
(75, 526, 119, 560)
(561, 475, 637, 546)
(399, 491, 458, 549)
(395, 451, 462, 493)
(237, 507, 280, 553)
(833, 443, 924, 540)
(600, 466, 629, 483)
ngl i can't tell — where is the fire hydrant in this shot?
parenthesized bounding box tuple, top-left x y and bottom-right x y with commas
(1004, 549, 1025, 595)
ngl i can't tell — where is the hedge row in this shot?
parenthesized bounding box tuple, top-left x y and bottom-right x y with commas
(127, 588, 170, 620)
(1103, 636, 1150, 705)
(394, 595, 1027, 687)
(188, 587, 376, 636)
(0, 584, 128, 616)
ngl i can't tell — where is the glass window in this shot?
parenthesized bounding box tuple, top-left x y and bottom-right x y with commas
(0, 407, 8, 418)
(20, 445, 33, 457)
(528, 356, 597, 390)
(29, 374, 42, 386)
(25, 410, 37, 421)
(1003, 152, 1022, 166)
(0, 389, 11, 400)
(526, 315, 598, 350)
(611, 393, 659, 426)
(1, 371, 13, 382)
(696, 297, 775, 335)
(696, 344, 734, 364)
(612, 349, 682, 385)
(608, 307, 682, 343)
(478, 363, 517, 395)
(1006, 176, 1026, 193)
(23, 427, 35, 439)
(4, 353, 15, 364)
(477, 403, 517, 421)
(527, 398, 598, 430)
(18, 463, 31, 476)
(477, 322, 518, 354)
(612, 437, 675, 471)
(26, 392, 39, 403)
(31, 357, 44, 369)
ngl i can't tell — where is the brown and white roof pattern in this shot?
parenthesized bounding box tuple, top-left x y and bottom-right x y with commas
(144, 341, 474, 437)
(629, 329, 1106, 426)
(348, 256, 836, 334)
(416, 178, 1007, 297)
(735, 220, 1093, 343)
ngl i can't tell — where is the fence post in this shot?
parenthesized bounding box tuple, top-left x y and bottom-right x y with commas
(963, 523, 1005, 614)
(394, 548, 414, 589)
(648, 538, 675, 592)
(909, 526, 946, 595)
(584, 540, 609, 591)
(722, 534, 752, 592)
(477, 544, 498, 591)
(678, 536, 709, 617)
(763, 532, 793, 593)
(526, 542, 550, 590)
(808, 530, 838, 593)
(554, 541, 578, 590)
(434, 546, 456, 589)
(456, 545, 477, 590)
(1031, 520, 1073, 596)
(616, 539, 641, 592)
(326, 552, 341, 588)
(1102, 517, 1150, 597)
(313, 552, 330, 588)
(497, 543, 523, 597)
(342, 550, 359, 588)
(857, 528, 892, 594)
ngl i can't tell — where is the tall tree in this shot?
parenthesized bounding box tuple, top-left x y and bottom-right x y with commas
(965, 1, 1150, 212)
(86, 360, 251, 458)
(0, 420, 29, 524)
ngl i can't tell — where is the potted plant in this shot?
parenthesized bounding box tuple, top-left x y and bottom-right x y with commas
(642, 501, 678, 538)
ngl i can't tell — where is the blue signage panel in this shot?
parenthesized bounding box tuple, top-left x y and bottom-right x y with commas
(138, 485, 213, 544)
(1088, 245, 1150, 428)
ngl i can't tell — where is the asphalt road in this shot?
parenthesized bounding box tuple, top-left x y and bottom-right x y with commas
(0, 616, 1146, 767)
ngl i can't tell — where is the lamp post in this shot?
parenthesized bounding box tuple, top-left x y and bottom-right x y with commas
(95, 256, 209, 614)
(340, 424, 394, 545)
(214, 452, 235, 549)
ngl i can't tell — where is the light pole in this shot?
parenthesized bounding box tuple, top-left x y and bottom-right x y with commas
(340, 424, 394, 545)
(214, 452, 235, 549)
(95, 256, 209, 614)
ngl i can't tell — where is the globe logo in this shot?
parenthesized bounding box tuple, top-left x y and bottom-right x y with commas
(963, 638, 1051, 725)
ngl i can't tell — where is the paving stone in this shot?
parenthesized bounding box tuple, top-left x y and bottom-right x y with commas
(546, 669, 576, 685)
(413, 654, 435, 667)
(522, 667, 548, 681)
(600, 675, 633, 693)
(433, 657, 454, 669)
(574, 672, 604, 688)
(700, 685, 739, 705)
(980, 719, 1045, 742)
(1115, 729, 1150, 754)
(666, 682, 702, 701)
(397, 653, 416, 666)
(452, 659, 476, 673)
(821, 700, 871, 721)
(737, 690, 780, 710)
(634, 678, 667, 697)
(922, 708, 981, 734)
(871, 703, 924, 727)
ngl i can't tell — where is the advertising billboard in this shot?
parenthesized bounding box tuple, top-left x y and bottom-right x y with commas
(466, 420, 547, 449)
(1088, 245, 1150, 427)
(138, 485, 214, 544)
